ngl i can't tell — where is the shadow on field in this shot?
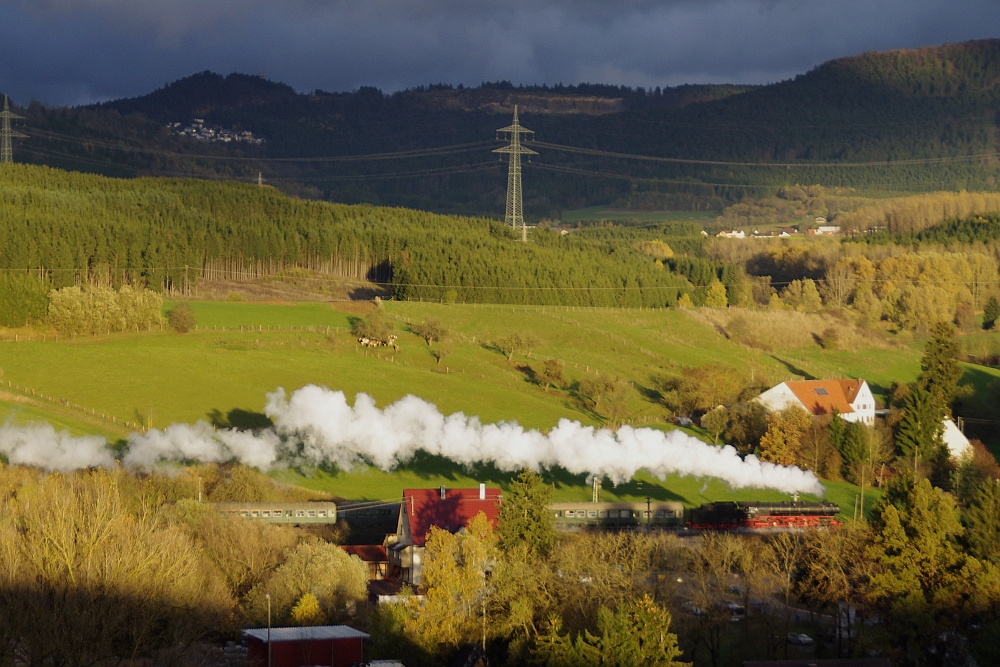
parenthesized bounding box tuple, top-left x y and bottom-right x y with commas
(208, 408, 274, 430)
(769, 355, 815, 380)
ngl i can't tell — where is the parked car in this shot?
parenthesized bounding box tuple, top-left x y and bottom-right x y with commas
(787, 632, 814, 646)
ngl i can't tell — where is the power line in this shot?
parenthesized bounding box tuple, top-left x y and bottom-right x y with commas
(1, 96, 28, 164)
(493, 105, 536, 241)
(532, 140, 1000, 168)
(26, 128, 493, 162)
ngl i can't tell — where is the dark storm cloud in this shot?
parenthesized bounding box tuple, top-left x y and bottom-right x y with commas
(1, 0, 999, 105)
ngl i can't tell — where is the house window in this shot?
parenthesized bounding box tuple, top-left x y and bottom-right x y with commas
(814, 388, 829, 395)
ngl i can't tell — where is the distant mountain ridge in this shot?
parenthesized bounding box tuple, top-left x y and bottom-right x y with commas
(7, 39, 1000, 217)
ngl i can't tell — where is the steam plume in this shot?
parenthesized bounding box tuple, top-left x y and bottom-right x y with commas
(2, 385, 824, 496)
(0, 422, 114, 472)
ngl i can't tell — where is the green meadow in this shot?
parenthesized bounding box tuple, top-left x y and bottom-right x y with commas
(1, 299, 982, 518)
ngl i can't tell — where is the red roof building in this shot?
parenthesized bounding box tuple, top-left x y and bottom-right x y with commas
(756, 379, 876, 425)
(243, 626, 367, 667)
(340, 545, 389, 580)
(388, 485, 502, 586)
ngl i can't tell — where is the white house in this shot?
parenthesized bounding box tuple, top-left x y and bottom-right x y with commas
(717, 230, 745, 239)
(756, 379, 876, 425)
(942, 418, 971, 459)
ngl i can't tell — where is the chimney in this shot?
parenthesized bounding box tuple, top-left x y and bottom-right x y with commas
(479, 483, 486, 500)
(440, 485, 446, 500)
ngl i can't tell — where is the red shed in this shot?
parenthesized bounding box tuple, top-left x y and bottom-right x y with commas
(243, 625, 368, 667)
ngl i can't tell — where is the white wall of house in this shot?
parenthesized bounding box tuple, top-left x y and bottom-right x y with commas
(755, 383, 806, 413)
(847, 382, 876, 425)
(943, 419, 971, 459)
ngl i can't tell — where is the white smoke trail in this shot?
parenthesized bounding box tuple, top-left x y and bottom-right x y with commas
(262, 386, 824, 495)
(0, 385, 825, 496)
(0, 421, 114, 472)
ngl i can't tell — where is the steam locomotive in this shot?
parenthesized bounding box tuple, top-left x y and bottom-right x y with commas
(687, 501, 843, 530)
(549, 500, 842, 532)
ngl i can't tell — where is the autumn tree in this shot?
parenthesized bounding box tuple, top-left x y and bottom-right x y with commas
(704, 279, 728, 308)
(700, 406, 728, 444)
(412, 319, 447, 345)
(540, 359, 565, 391)
(404, 513, 497, 656)
(352, 309, 395, 344)
(243, 542, 368, 625)
(168, 302, 196, 333)
(757, 407, 811, 466)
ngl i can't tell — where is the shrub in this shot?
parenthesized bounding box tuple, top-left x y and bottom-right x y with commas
(820, 327, 839, 350)
(48, 285, 163, 336)
(168, 302, 196, 333)
(351, 310, 394, 344)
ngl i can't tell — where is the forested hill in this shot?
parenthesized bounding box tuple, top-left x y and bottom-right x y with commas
(7, 40, 1000, 217)
(0, 164, 707, 307)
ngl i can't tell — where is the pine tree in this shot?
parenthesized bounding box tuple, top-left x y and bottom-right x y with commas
(917, 322, 963, 414)
(497, 470, 558, 560)
(895, 384, 946, 471)
(983, 296, 1000, 330)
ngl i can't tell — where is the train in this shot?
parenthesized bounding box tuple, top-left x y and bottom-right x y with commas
(210, 499, 842, 532)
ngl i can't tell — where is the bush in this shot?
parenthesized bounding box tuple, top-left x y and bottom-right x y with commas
(351, 310, 394, 344)
(48, 285, 163, 336)
(168, 302, 196, 333)
(819, 327, 839, 350)
(983, 296, 1000, 330)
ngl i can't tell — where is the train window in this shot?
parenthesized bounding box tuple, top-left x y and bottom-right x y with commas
(368, 509, 378, 516)
(297, 510, 305, 517)
(633, 511, 640, 519)
(553, 511, 561, 517)
(240, 511, 248, 517)
(318, 511, 327, 517)
(251, 511, 260, 517)
(380, 509, 391, 516)
(276, 510, 284, 516)
(587, 510, 597, 518)
(654, 510, 663, 518)
(607, 510, 617, 518)
(565, 510, 575, 518)
(598, 510, 607, 518)
(262, 511, 271, 517)
(307, 510, 316, 517)
(643, 511, 651, 518)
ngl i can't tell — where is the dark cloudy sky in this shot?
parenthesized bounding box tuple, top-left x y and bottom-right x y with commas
(2, 0, 999, 106)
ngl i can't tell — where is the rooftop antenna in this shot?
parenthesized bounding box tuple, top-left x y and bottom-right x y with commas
(493, 105, 536, 242)
(1, 96, 28, 164)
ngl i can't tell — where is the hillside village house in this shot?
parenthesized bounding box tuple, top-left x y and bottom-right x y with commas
(756, 379, 876, 425)
(387, 485, 501, 587)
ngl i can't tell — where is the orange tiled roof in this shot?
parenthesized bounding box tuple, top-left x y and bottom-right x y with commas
(785, 379, 862, 416)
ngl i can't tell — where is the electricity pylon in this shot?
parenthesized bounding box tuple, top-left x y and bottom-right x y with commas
(1, 96, 27, 164)
(493, 105, 536, 242)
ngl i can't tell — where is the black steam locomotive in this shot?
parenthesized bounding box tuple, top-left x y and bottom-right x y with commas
(688, 501, 842, 530)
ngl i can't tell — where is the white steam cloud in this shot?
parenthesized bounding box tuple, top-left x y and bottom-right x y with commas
(0, 422, 114, 472)
(0, 385, 824, 496)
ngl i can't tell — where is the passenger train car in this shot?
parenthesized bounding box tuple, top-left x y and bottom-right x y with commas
(213, 502, 338, 524)
(550, 501, 686, 531)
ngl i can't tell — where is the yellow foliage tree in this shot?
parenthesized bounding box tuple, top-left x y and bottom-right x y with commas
(291, 593, 327, 626)
(676, 293, 694, 309)
(758, 407, 811, 466)
(404, 512, 497, 655)
(704, 279, 728, 308)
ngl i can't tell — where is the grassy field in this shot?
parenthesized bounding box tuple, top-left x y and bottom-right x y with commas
(0, 299, 977, 518)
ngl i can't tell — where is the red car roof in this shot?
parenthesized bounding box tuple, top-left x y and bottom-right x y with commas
(402, 487, 502, 546)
